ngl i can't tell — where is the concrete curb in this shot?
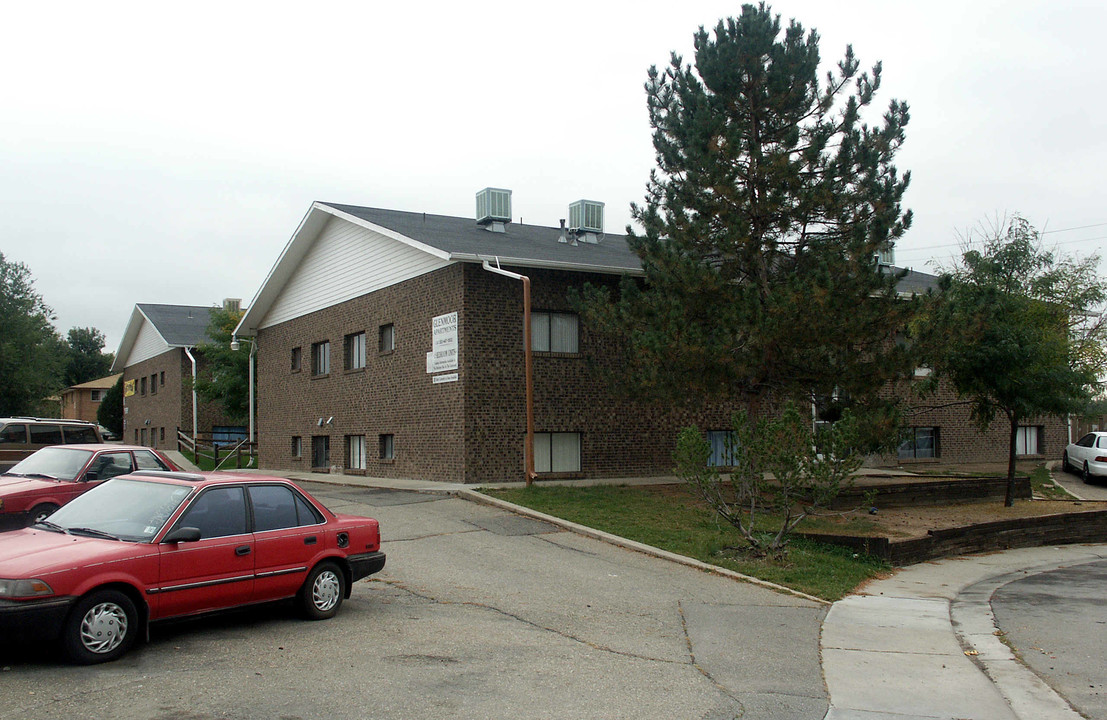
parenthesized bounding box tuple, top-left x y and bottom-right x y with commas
(460, 488, 830, 606)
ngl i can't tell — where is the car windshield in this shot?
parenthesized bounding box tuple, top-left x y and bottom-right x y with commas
(5, 447, 94, 481)
(45, 478, 194, 542)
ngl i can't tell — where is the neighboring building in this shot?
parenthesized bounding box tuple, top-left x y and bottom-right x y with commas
(234, 193, 1066, 483)
(60, 374, 121, 423)
(111, 302, 244, 449)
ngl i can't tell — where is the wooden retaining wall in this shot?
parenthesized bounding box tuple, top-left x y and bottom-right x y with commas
(798, 509, 1107, 566)
(830, 476, 1032, 510)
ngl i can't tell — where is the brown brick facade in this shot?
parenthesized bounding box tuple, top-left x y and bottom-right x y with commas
(122, 349, 239, 449)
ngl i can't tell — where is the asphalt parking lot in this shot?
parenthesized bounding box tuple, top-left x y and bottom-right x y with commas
(1, 484, 828, 720)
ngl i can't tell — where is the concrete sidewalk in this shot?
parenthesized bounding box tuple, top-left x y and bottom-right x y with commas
(173, 463, 1106, 719)
(822, 544, 1107, 720)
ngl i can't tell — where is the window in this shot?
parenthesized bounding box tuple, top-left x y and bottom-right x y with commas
(30, 424, 63, 445)
(249, 485, 322, 531)
(160, 371, 165, 387)
(311, 436, 330, 468)
(531, 312, 579, 353)
(150, 373, 157, 395)
(534, 432, 581, 473)
(90, 390, 104, 402)
(0, 424, 27, 445)
(1016, 426, 1044, 456)
(291, 436, 303, 458)
(345, 332, 366, 371)
(63, 425, 99, 444)
(140, 428, 147, 446)
(898, 427, 939, 459)
(160, 427, 166, 443)
(291, 346, 302, 372)
(707, 430, 738, 467)
(347, 435, 366, 470)
(311, 341, 330, 376)
(379, 323, 395, 353)
(379, 434, 394, 461)
(134, 450, 170, 471)
(176, 487, 248, 539)
(88, 452, 134, 481)
(140, 377, 147, 396)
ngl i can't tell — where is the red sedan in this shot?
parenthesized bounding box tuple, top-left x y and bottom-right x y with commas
(0, 444, 179, 529)
(0, 471, 385, 663)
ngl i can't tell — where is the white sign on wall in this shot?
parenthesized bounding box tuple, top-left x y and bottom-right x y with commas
(427, 311, 459, 374)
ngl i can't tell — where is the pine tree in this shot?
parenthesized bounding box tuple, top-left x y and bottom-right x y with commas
(577, 3, 914, 419)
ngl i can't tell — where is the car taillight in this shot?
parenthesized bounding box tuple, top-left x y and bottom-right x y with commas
(1095, 456, 1107, 463)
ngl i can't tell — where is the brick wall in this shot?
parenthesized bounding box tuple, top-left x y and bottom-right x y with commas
(257, 265, 467, 481)
(122, 349, 239, 449)
(888, 376, 1068, 466)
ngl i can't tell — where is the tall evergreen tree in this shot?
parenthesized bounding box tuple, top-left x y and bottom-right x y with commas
(577, 3, 914, 419)
(915, 216, 1106, 505)
(0, 252, 64, 415)
(97, 374, 125, 437)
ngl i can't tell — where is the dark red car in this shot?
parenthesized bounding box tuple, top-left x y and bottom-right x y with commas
(0, 444, 179, 529)
(0, 471, 385, 663)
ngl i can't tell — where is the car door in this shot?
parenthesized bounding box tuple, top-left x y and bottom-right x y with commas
(1072, 434, 1096, 465)
(154, 486, 254, 619)
(248, 484, 326, 603)
(0, 423, 29, 471)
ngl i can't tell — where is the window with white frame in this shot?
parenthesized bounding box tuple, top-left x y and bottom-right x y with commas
(1016, 426, 1043, 456)
(534, 432, 581, 473)
(531, 312, 579, 353)
(291, 436, 302, 458)
(898, 427, 938, 459)
(344, 332, 366, 371)
(311, 341, 330, 376)
(347, 435, 366, 470)
(90, 390, 104, 402)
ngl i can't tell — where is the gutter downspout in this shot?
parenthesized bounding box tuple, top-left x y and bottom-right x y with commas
(248, 340, 256, 446)
(482, 258, 537, 486)
(183, 347, 198, 444)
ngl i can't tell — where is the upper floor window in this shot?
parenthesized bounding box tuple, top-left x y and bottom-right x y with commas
(531, 312, 578, 353)
(379, 323, 395, 353)
(345, 332, 366, 371)
(90, 390, 104, 402)
(140, 377, 147, 396)
(150, 373, 158, 395)
(291, 346, 302, 372)
(311, 341, 330, 376)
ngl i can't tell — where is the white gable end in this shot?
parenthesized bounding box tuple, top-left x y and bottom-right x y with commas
(126, 318, 172, 367)
(259, 216, 452, 329)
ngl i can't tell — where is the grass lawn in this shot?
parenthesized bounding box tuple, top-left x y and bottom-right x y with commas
(480, 484, 889, 602)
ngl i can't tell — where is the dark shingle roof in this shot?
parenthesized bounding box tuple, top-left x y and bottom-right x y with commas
(137, 304, 213, 346)
(322, 203, 643, 273)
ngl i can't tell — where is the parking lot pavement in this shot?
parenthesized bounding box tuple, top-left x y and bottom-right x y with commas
(2, 485, 829, 720)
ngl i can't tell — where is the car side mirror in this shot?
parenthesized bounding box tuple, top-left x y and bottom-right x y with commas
(163, 526, 202, 543)
(83, 471, 98, 482)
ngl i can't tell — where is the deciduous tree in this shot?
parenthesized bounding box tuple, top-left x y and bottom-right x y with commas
(64, 326, 114, 387)
(193, 306, 251, 424)
(0, 252, 64, 415)
(914, 215, 1106, 505)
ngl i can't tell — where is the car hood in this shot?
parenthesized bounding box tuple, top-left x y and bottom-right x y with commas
(0, 476, 63, 497)
(0, 528, 147, 577)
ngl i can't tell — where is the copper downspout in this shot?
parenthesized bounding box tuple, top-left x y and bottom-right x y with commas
(482, 258, 537, 485)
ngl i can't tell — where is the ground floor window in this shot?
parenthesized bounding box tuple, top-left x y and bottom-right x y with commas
(291, 436, 302, 458)
(1016, 426, 1043, 456)
(535, 432, 581, 473)
(312, 436, 330, 468)
(347, 435, 366, 470)
(707, 430, 738, 467)
(898, 427, 939, 459)
(379, 434, 394, 461)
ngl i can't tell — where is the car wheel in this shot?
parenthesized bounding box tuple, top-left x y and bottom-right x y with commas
(29, 503, 59, 526)
(62, 589, 138, 664)
(299, 561, 345, 620)
(1062, 451, 1071, 474)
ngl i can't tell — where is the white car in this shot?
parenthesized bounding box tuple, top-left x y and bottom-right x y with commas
(1062, 432, 1107, 482)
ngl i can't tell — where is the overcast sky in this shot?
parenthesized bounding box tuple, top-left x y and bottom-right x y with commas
(2, 0, 1105, 354)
